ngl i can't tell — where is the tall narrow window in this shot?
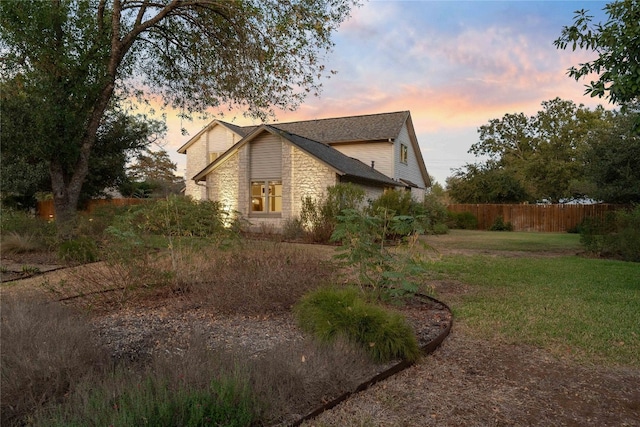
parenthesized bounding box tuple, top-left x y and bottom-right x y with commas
(251, 180, 282, 213)
(400, 144, 408, 164)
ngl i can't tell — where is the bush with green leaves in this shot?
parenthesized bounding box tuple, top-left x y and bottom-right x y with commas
(447, 211, 478, 230)
(489, 215, 513, 231)
(295, 287, 420, 363)
(580, 206, 640, 262)
(368, 189, 432, 238)
(300, 183, 366, 243)
(331, 208, 430, 300)
(58, 237, 99, 264)
(43, 373, 257, 427)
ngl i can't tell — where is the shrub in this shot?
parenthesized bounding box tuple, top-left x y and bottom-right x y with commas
(331, 209, 430, 300)
(489, 215, 513, 231)
(300, 183, 366, 243)
(295, 287, 420, 363)
(0, 209, 57, 249)
(281, 217, 305, 240)
(580, 206, 640, 262)
(447, 211, 478, 229)
(43, 373, 257, 427)
(58, 237, 99, 264)
(0, 232, 42, 254)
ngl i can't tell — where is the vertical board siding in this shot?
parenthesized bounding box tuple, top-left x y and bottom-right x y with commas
(250, 134, 282, 178)
(447, 204, 623, 232)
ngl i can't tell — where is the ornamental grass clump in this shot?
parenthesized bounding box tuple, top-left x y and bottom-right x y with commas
(294, 287, 420, 363)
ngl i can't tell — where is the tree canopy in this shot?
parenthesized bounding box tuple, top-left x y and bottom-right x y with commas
(447, 98, 640, 204)
(555, 0, 640, 109)
(0, 0, 356, 237)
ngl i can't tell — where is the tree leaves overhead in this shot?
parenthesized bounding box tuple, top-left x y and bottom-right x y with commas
(0, 0, 357, 236)
(555, 0, 640, 108)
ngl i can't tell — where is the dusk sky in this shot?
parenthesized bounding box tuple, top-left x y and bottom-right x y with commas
(163, 0, 611, 187)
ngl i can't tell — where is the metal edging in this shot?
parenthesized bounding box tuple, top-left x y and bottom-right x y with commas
(288, 292, 453, 426)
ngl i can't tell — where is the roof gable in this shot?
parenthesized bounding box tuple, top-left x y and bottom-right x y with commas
(176, 120, 253, 154)
(192, 125, 400, 187)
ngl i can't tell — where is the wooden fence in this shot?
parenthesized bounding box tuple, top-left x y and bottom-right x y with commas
(447, 204, 623, 232)
(37, 198, 146, 220)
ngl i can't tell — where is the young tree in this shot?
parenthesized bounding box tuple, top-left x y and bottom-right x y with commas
(555, 0, 640, 109)
(0, 0, 356, 238)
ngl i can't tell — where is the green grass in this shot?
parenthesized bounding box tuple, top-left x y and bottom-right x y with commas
(426, 229, 582, 252)
(427, 253, 640, 366)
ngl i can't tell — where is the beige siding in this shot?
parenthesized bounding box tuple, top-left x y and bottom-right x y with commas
(332, 142, 394, 178)
(395, 123, 426, 189)
(184, 133, 208, 200)
(184, 124, 241, 200)
(250, 133, 282, 178)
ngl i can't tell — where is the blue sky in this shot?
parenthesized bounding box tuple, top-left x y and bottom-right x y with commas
(164, 0, 611, 186)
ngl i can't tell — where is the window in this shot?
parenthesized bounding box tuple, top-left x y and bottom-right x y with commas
(400, 144, 408, 164)
(251, 180, 282, 213)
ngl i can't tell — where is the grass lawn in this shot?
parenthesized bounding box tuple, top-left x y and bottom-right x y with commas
(423, 230, 640, 367)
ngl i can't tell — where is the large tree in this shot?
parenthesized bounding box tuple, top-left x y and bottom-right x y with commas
(554, 0, 640, 110)
(464, 98, 607, 203)
(1, 78, 163, 209)
(0, 0, 356, 237)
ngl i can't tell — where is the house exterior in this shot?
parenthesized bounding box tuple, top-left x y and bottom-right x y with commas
(177, 111, 430, 230)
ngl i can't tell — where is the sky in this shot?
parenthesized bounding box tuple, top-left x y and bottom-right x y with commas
(161, 0, 611, 187)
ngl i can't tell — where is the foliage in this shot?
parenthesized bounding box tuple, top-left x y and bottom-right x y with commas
(58, 237, 99, 264)
(555, 0, 640, 110)
(447, 162, 530, 203)
(579, 206, 640, 262)
(295, 287, 421, 363)
(489, 216, 513, 232)
(0, 296, 109, 426)
(0, 0, 357, 236)
(331, 209, 431, 300)
(123, 148, 184, 198)
(446, 211, 478, 230)
(453, 98, 611, 203)
(0, 77, 162, 211)
(0, 209, 57, 249)
(581, 108, 640, 203)
(44, 374, 256, 427)
(300, 183, 366, 243)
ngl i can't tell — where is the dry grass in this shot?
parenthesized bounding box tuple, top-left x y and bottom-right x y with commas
(0, 295, 109, 426)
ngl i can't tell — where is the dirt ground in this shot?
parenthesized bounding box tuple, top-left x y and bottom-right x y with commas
(304, 301, 640, 427)
(2, 244, 639, 426)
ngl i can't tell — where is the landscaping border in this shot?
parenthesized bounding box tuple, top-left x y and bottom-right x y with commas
(290, 292, 453, 426)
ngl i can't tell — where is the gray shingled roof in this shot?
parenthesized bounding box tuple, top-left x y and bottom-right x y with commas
(268, 111, 410, 143)
(266, 126, 400, 187)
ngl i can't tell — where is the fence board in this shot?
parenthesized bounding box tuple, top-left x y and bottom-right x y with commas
(447, 204, 622, 232)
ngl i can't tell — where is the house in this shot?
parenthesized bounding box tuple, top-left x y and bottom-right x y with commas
(177, 111, 431, 230)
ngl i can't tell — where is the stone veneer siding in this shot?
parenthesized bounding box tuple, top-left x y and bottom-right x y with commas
(290, 145, 338, 218)
(206, 151, 240, 214)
